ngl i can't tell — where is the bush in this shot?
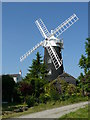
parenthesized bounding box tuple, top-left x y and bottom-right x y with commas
(64, 93, 70, 99)
(67, 95, 88, 103)
(39, 94, 46, 103)
(26, 95, 35, 107)
(66, 84, 77, 96)
(45, 93, 51, 101)
(39, 93, 50, 103)
(68, 96, 77, 103)
(50, 90, 60, 101)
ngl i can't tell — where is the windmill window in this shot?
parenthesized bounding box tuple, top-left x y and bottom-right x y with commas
(48, 58, 52, 63)
(47, 69, 52, 75)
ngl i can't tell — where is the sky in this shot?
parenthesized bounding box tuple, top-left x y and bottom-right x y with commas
(2, 2, 88, 78)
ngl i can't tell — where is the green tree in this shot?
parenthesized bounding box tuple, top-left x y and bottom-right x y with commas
(78, 38, 90, 96)
(59, 80, 68, 94)
(66, 84, 77, 96)
(22, 52, 48, 101)
(78, 73, 84, 96)
(2, 75, 15, 102)
(26, 52, 48, 79)
(79, 38, 90, 73)
(40, 63, 48, 79)
(18, 81, 32, 96)
(15, 80, 34, 102)
(34, 78, 45, 98)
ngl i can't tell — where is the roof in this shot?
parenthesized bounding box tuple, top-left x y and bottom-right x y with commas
(0, 74, 21, 77)
(58, 72, 76, 80)
(8, 74, 20, 77)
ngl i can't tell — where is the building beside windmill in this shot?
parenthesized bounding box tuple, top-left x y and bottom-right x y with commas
(57, 72, 76, 85)
(8, 70, 22, 83)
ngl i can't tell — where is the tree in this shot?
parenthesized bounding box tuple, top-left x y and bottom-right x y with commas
(2, 75, 15, 102)
(66, 84, 77, 96)
(79, 38, 90, 73)
(18, 81, 32, 96)
(78, 38, 90, 96)
(14, 80, 33, 102)
(22, 52, 48, 101)
(34, 78, 45, 98)
(59, 80, 68, 94)
(26, 52, 48, 79)
(40, 63, 48, 79)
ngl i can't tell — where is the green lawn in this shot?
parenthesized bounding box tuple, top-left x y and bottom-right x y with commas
(60, 105, 88, 118)
(2, 102, 27, 111)
(2, 96, 88, 118)
(2, 100, 75, 118)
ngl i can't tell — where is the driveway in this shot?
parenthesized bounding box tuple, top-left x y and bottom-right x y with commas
(19, 101, 88, 118)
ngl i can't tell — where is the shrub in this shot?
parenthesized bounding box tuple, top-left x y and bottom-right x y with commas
(18, 81, 32, 97)
(64, 93, 70, 100)
(50, 90, 60, 101)
(68, 97, 76, 103)
(39, 94, 46, 103)
(66, 84, 77, 96)
(26, 95, 35, 107)
(44, 93, 51, 101)
(39, 93, 50, 103)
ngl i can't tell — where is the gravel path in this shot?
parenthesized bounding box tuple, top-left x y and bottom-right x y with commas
(19, 101, 88, 118)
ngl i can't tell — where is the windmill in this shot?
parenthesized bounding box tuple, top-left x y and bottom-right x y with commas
(20, 14, 79, 81)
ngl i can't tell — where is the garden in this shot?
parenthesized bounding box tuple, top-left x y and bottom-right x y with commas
(2, 38, 90, 118)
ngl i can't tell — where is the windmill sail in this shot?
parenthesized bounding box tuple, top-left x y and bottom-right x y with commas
(35, 18, 51, 39)
(20, 40, 45, 62)
(51, 14, 79, 38)
(46, 42, 62, 70)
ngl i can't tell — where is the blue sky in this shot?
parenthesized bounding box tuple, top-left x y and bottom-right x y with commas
(2, 2, 88, 78)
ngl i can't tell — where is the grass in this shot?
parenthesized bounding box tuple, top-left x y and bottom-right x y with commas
(2, 102, 27, 111)
(2, 96, 88, 118)
(60, 105, 88, 118)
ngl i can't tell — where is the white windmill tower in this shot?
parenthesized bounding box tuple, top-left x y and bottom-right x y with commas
(20, 14, 79, 81)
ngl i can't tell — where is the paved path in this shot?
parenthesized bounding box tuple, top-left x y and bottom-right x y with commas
(19, 101, 88, 118)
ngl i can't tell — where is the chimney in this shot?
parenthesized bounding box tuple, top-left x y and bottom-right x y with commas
(19, 70, 22, 75)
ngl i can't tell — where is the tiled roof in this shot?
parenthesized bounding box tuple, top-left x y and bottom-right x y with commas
(58, 72, 76, 80)
(8, 74, 20, 77)
(0, 74, 20, 77)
